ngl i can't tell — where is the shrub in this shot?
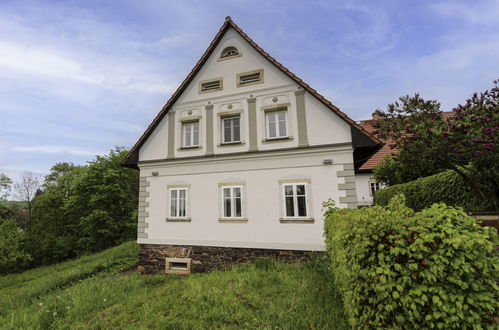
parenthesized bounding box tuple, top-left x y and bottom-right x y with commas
(374, 169, 497, 212)
(324, 195, 498, 329)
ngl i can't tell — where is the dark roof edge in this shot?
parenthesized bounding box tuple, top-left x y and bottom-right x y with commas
(122, 17, 381, 168)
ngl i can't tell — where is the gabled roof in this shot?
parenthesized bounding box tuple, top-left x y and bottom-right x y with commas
(122, 16, 381, 168)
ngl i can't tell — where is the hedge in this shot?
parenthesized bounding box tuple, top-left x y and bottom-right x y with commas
(374, 169, 497, 213)
(324, 195, 498, 329)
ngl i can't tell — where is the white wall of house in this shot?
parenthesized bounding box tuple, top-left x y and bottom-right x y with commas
(138, 145, 354, 251)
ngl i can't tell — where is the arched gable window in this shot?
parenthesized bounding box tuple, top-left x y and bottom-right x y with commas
(220, 46, 239, 58)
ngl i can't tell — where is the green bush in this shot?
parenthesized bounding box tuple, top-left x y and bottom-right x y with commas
(324, 195, 498, 329)
(0, 219, 32, 274)
(374, 169, 497, 212)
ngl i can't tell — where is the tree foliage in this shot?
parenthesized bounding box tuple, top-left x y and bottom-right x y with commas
(0, 219, 32, 275)
(374, 80, 499, 205)
(29, 147, 139, 266)
(0, 173, 13, 201)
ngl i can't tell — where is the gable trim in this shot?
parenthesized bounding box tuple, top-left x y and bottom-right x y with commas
(122, 16, 380, 168)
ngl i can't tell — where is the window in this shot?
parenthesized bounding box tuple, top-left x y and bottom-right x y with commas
(237, 69, 263, 86)
(182, 121, 199, 147)
(266, 109, 287, 139)
(220, 46, 239, 58)
(221, 186, 243, 218)
(201, 80, 221, 92)
(283, 183, 308, 218)
(369, 181, 381, 196)
(169, 188, 188, 218)
(222, 116, 241, 144)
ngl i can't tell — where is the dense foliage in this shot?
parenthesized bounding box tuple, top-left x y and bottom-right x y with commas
(374, 80, 499, 205)
(0, 219, 32, 275)
(28, 147, 139, 266)
(324, 195, 498, 329)
(374, 169, 498, 212)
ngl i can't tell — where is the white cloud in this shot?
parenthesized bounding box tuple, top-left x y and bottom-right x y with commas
(430, 0, 499, 25)
(12, 145, 101, 157)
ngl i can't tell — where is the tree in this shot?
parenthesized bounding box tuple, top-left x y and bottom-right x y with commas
(0, 173, 12, 201)
(0, 219, 32, 274)
(374, 80, 499, 206)
(14, 171, 40, 231)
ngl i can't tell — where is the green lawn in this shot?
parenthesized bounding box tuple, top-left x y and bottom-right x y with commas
(0, 242, 348, 329)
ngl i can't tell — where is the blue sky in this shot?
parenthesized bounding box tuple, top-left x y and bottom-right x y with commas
(1, 0, 498, 182)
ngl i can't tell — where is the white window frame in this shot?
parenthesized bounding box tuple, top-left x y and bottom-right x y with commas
(369, 181, 381, 196)
(221, 116, 241, 144)
(265, 109, 288, 139)
(220, 185, 244, 219)
(282, 183, 309, 218)
(169, 187, 189, 219)
(182, 121, 200, 147)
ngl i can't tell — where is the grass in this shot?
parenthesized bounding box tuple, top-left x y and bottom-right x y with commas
(0, 242, 348, 329)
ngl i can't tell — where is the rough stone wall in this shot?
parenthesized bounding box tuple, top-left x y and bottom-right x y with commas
(139, 244, 321, 274)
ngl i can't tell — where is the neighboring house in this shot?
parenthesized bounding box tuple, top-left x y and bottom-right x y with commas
(355, 111, 455, 206)
(122, 17, 380, 274)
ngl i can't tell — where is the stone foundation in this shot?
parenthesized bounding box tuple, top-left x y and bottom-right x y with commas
(139, 244, 321, 274)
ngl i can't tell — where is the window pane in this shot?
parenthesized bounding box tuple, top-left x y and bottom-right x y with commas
(193, 123, 199, 145)
(179, 198, 186, 217)
(224, 120, 232, 143)
(184, 125, 191, 146)
(297, 196, 307, 216)
(233, 118, 240, 141)
(234, 187, 241, 198)
(267, 113, 276, 138)
(224, 198, 231, 217)
(223, 187, 231, 198)
(296, 185, 306, 196)
(278, 118, 286, 137)
(284, 185, 294, 196)
(235, 197, 242, 217)
(277, 111, 286, 121)
(170, 190, 177, 217)
(285, 197, 295, 217)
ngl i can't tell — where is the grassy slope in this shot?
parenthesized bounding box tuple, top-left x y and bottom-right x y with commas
(0, 242, 348, 329)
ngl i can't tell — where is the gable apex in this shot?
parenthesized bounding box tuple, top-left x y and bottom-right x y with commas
(122, 17, 381, 168)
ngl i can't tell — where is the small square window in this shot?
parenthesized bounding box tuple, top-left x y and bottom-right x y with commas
(222, 116, 241, 144)
(266, 109, 287, 139)
(237, 70, 263, 86)
(182, 121, 199, 147)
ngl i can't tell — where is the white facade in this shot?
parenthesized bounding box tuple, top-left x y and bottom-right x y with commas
(129, 22, 376, 252)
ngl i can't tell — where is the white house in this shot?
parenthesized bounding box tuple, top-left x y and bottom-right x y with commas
(122, 17, 380, 274)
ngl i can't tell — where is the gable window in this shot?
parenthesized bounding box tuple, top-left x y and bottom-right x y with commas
(222, 116, 241, 144)
(220, 46, 239, 58)
(283, 183, 308, 218)
(169, 188, 188, 218)
(200, 79, 222, 93)
(265, 109, 287, 139)
(182, 121, 199, 147)
(369, 181, 381, 196)
(237, 69, 263, 87)
(221, 186, 243, 218)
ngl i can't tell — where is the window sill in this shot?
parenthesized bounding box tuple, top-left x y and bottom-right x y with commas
(218, 218, 248, 223)
(279, 218, 314, 224)
(262, 137, 293, 143)
(166, 218, 192, 222)
(178, 146, 202, 151)
(218, 141, 245, 147)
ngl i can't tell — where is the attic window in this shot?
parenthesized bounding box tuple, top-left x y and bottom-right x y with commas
(220, 46, 239, 58)
(237, 69, 264, 87)
(200, 78, 222, 93)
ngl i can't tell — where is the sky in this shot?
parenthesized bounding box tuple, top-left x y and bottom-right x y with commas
(1, 0, 498, 184)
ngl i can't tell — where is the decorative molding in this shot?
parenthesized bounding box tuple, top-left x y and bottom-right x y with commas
(165, 218, 192, 222)
(295, 90, 309, 147)
(337, 163, 358, 209)
(218, 218, 248, 223)
(247, 97, 258, 152)
(205, 104, 214, 156)
(167, 111, 175, 159)
(279, 218, 315, 224)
